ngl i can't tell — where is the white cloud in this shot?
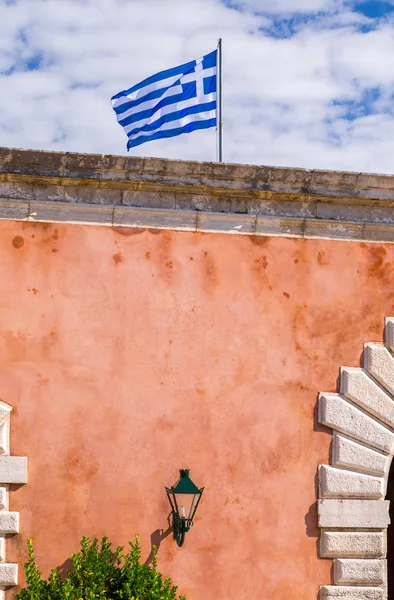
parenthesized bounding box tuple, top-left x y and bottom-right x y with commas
(2, 0, 394, 173)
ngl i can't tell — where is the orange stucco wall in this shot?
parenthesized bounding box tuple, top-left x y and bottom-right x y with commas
(0, 220, 392, 599)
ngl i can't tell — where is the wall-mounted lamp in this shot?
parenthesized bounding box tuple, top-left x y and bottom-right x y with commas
(165, 469, 204, 547)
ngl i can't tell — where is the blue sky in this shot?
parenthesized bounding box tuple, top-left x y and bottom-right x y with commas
(2, 0, 394, 173)
(355, 1, 394, 18)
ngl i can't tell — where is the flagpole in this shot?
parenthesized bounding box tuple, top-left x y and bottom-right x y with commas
(217, 38, 223, 163)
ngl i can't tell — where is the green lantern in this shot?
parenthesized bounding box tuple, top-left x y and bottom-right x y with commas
(165, 469, 204, 547)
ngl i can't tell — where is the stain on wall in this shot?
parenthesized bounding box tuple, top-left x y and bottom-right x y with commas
(1, 222, 392, 599)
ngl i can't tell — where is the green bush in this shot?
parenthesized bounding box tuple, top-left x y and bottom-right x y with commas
(16, 535, 186, 600)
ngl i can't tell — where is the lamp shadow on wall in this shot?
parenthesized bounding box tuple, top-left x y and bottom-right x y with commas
(54, 522, 174, 577)
(144, 524, 173, 565)
(56, 557, 73, 580)
(53, 514, 174, 576)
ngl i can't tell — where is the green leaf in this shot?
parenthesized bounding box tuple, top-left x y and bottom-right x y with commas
(16, 536, 186, 600)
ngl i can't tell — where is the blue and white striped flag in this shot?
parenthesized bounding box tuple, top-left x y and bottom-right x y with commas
(111, 49, 217, 150)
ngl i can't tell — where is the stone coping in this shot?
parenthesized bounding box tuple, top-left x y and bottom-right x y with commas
(2, 146, 394, 204)
(2, 146, 394, 241)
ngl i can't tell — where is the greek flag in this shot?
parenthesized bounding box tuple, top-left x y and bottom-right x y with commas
(111, 50, 217, 150)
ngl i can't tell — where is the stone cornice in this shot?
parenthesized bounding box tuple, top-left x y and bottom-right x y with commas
(2, 146, 394, 241)
(3, 146, 394, 205)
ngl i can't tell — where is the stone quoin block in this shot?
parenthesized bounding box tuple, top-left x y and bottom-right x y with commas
(340, 367, 394, 428)
(318, 499, 390, 529)
(385, 318, 394, 352)
(319, 465, 385, 498)
(0, 406, 11, 425)
(320, 586, 384, 599)
(364, 343, 394, 397)
(0, 512, 19, 534)
(333, 559, 385, 585)
(0, 563, 18, 586)
(0, 537, 5, 562)
(0, 456, 27, 484)
(318, 394, 394, 453)
(332, 434, 390, 477)
(0, 422, 9, 455)
(0, 487, 8, 511)
(320, 531, 386, 558)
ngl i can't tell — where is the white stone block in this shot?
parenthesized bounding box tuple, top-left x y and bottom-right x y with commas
(0, 488, 8, 512)
(385, 318, 394, 352)
(0, 457, 27, 484)
(0, 423, 9, 456)
(0, 513, 19, 534)
(320, 531, 386, 558)
(0, 564, 17, 586)
(0, 538, 5, 562)
(318, 499, 390, 528)
(319, 465, 384, 498)
(333, 559, 385, 585)
(319, 394, 394, 453)
(320, 586, 384, 599)
(364, 342, 394, 398)
(332, 434, 389, 477)
(0, 406, 11, 427)
(341, 367, 394, 428)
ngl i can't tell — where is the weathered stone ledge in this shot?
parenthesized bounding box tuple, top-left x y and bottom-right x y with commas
(3, 146, 394, 205)
(2, 147, 394, 241)
(3, 197, 394, 243)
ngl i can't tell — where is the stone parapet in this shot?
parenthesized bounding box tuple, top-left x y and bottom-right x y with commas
(2, 147, 394, 241)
